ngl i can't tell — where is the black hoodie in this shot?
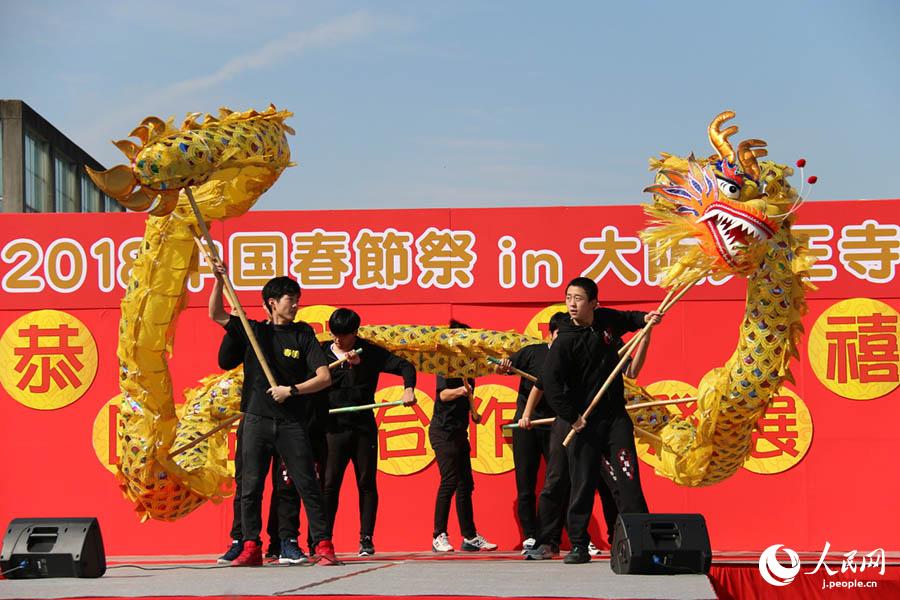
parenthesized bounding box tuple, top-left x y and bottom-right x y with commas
(321, 338, 417, 433)
(218, 315, 328, 421)
(542, 307, 647, 425)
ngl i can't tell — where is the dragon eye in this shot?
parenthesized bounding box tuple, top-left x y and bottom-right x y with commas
(717, 178, 741, 200)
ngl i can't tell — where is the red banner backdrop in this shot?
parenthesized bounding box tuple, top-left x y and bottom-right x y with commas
(0, 200, 898, 558)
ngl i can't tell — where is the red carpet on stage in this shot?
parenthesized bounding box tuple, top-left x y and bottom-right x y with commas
(710, 565, 900, 599)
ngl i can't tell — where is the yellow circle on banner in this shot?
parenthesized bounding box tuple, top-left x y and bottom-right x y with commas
(743, 387, 813, 475)
(634, 380, 698, 469)
(92, 396, 123, 475)
(524, 304, 567, 340)
(0, 309, 99, 410)
(295, 304, 338, 342)
(470, 384, 517, 475)
(808, 298, 900, 400)
(375, 386, 436, 476)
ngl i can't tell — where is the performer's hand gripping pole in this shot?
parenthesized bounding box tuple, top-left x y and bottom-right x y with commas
(501, 417, 556, 430)
(328, 348, 363, 370)
(486, 356, 538, 383)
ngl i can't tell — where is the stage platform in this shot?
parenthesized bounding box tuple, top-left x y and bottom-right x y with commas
(1, 552, 717, 600)
(4, 551, 900, 600)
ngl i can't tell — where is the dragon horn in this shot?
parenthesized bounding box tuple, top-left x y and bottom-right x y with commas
(129, 124, 150, 144)
(85, 164, 137, 200)
(182, 112, 202, 130)
(708, 111, 738, 163)
(140, 116, 166, 130)
(738, 139, 768, 181)
(113, 139, 141, 161)
(140, 116, 167, 141)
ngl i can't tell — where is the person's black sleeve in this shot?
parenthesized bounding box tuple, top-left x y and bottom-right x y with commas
(436, 375, 449, 395)
(511, 345, 544, 381)
(223, 314, 249, 339)
(597, 307, 647, 337)
(219, 314, 250, 369)
(540, 337, 579, 424)
(299, 331, 329, 371)
(375, 345, 417, 388)
(508, 347, 524, 370)
(295, 321, 317, 337)
(217, 330, 246, 369)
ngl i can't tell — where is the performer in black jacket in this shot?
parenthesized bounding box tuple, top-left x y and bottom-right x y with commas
(215, 327, 308, 565)
(541, 277, 661, 564)
(209, 263, 337, 566)
(320, 308, 417, 557)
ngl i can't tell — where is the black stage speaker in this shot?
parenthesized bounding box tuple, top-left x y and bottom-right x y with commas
(0, 517, 106, 578)
(610, 513, 711, 575)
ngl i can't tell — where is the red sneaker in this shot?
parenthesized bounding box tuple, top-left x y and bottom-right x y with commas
(231, 540, 263, 566)
(314, 539, 340, 566)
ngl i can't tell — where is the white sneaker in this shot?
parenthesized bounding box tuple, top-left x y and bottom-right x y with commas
(521, 537, 536, 555)
(432, 532, 454, 552)
(588, 542, 602, 557)
(461, 533, 498, 552)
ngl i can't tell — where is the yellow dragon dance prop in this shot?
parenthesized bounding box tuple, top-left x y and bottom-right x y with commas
(623, 111, 816, 486)
(89, 105, 539, 520)
(87, 106, 295, 520)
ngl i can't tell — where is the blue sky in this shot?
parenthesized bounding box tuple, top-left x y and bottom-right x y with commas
(2, 0, 898, 210)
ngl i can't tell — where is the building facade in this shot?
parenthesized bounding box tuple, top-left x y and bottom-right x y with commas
(1, 99, 124, 213)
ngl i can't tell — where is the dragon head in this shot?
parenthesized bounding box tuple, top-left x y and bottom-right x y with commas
(85, 106, 294, 220)
(642, 111, 801, 285)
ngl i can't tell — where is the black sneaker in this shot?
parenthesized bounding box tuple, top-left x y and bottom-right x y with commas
(563, 545, 591, 564)
(358, 536, 375, 556)
(217, 539, 243, 564)
(279, 538, 308, 565)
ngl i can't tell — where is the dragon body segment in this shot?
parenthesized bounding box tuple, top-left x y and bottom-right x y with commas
(630, 112, 814, 486)
(90, 106, 294, 519)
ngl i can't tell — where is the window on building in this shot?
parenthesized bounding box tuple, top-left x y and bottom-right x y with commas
(81, 175, 101, 212)
(55, 157, 77, 212)
(104, 194, 124, 212)
(24, 132, 51, 212)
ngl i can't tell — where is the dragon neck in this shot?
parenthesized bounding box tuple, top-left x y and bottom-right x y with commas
(727, 226, 806, 408)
